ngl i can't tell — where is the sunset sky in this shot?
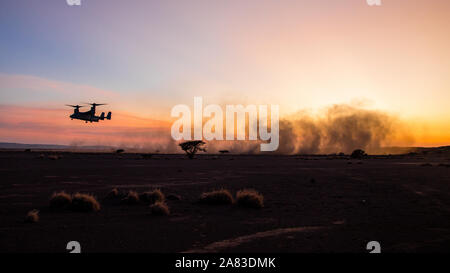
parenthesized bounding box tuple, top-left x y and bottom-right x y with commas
(0, 0, 449, 148)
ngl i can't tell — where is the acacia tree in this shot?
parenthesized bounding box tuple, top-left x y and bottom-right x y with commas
(351, 149, 367, 159)
(179, 140, 206, 159)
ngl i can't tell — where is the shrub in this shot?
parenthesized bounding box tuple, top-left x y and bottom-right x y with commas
(50, 191, 72, 210)
(139, 189, 165, 204)
(71, 193, 101, 212)
(236, 189, 264, 209)
(121, 190, 140, 205)
(351, 149, 367, 159)
(25, 209, 39, 223)
(150, 201, 170, 216)
(199, 189, 234, 205)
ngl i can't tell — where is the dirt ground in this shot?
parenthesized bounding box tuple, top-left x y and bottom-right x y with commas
(1, 150, 449, 253)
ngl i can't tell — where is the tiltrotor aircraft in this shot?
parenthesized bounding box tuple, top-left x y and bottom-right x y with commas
(67, 103, 111, 123)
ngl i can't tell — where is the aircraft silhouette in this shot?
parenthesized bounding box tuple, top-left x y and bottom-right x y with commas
(67, 103, 111, 123)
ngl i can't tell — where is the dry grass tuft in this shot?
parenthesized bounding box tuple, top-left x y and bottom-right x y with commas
(141, 153, 153, 159)
(199, 189, 234, 205)
(105, 188, 122, 199)
(71, 193, 101, 212)
(150, 201, 170, 216)
(166, 194, 181, 201)
(236, 189, 264, 209)
(139, 189, 165, 204)
(50, 191, 72, 210)
(121, 190, 140, 205)
(25, 209, 39, 223)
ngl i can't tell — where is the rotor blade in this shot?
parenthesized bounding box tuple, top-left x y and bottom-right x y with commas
(83, 103, 107, 106)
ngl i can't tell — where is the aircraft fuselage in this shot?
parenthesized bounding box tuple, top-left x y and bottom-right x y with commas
(68, 105, 111, 123)
(70, 112, 101, 122)
(68, 103, 111, 123)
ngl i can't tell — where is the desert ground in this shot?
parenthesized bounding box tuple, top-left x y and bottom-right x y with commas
(0, 149, 450, 253)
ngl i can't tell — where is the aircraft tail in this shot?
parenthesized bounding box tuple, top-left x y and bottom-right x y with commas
(100, 112, 105, 120)
(107, 112, 112, 120)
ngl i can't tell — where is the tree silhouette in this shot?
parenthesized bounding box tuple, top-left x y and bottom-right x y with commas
(179, 140, 206, 159)
(351, 149, 367, 159)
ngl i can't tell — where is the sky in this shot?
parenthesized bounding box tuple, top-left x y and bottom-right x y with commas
(0, 0, 449, 148)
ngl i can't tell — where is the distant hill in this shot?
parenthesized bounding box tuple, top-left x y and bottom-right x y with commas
(373, 146, 450, 156)
(1, 142, 449, 155)
(415, 146, 450, 155)
(0, 142, 112, 151)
